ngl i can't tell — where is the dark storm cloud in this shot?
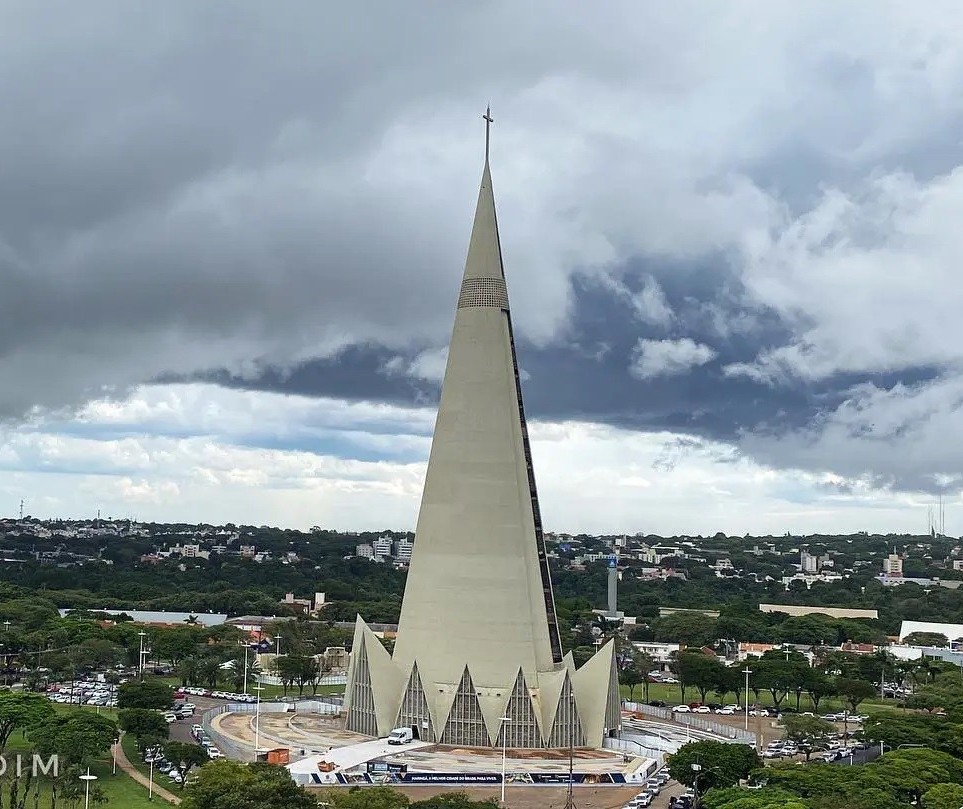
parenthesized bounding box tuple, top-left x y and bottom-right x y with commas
(5, 2, 963, 496)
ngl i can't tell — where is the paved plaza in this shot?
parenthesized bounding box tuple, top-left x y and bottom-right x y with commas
(212, 709, 654, 783)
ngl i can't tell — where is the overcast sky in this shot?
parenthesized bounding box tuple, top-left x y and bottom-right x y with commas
(2, 1, 962, 535)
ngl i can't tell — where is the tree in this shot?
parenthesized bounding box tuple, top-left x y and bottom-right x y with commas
(319, 786, 410, 808)
(165, 741, 209, 785)
(668, 740, 761, 790)
(671, 651, 725, 703)
(922, 783, 963, 809)
(803, 668, 836, 712)
(29, 711, 117, 769)
(904, 632, 949, 647)
(0, 691, 53, 754)
(197, 656, 223, 689)
(182, 761, 319, 809)
(835, 676, 876, 713)
(118, 708, 169, 752)
(117, 680, 174, 710)
(411, 795, 499, 808)
(780, 714, 836, 760)
(702, 787, 808, 809)
(290, 655, 319, 697)
(654, 612, 718, 647)
(753, 652, 809, 711)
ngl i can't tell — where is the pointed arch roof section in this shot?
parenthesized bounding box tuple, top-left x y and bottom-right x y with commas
(538, 666, 568, 735)
(547, 672, 584, 748)
(396, 661, 437, 743)
(497, 668, 545, 748)
(360, 620, 404, 736)
(439, 666, 489, 747)
(572, 639, 619, 746)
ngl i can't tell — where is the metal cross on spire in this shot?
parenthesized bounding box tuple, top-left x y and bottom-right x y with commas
(483, 105, 494, 162)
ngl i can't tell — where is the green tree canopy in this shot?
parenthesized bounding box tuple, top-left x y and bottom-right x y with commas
(118, 708, 169, 751)
(922, 782, 963, 809)
(182, 761, 318, 809)
(317, 786, 409, 808)
(668, 740, 761, 790)
(654, 611, 718, 647)
(835, 676, 876, 713)
(904, 632, 949, 647)
(28, 712, 117, 769)
(780, 714, 837, 760)
(117, 679, 174, 710)
(165, 741, 209, 785)
(0, 691, 54, 754)
(702, 787, 808, 809)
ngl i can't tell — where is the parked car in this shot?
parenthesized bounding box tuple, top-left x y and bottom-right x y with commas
(672, 705, 691, 713)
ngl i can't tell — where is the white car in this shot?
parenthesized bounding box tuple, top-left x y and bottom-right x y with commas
(693, 705, 711, 714)
(672, 705, 691, 713)
(716, 706, 737, 715)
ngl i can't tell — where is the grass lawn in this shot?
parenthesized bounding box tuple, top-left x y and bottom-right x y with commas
(3, 729, 160, 808)
(620, 680, 904, 715)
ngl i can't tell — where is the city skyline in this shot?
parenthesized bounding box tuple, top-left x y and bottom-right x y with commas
(1, 4, 963, 535)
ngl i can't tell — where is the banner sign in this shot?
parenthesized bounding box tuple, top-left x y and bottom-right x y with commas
(336, 771, 627, 785)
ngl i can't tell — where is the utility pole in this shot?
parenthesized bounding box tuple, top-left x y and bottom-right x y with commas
(564, 692, 577, 809)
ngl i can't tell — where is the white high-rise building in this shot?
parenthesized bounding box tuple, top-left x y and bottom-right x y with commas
(344, 115, 619, 749)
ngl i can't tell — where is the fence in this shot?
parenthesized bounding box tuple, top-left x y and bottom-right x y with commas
(201, 701, 290, 761)
(603, 736, 664, 770)
(623, 702, 756, 744)
(257, 672, 347, 687)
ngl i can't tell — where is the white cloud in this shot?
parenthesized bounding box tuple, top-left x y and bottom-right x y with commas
(0, 383, 946, 535)
(733, 169, 963, 382)
(630, 338, 717, 380)
(632, 276, 674, 327)
(383, 347, 449, 384)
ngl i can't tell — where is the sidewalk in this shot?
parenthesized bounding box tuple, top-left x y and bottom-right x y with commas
(113, 735, 182, 805)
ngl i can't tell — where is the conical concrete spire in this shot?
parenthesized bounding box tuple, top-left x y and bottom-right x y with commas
(393, 139, 562, 690)
(345, 115, 619, 748)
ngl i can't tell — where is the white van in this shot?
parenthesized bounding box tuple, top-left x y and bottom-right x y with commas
(387, 727, 414, 745)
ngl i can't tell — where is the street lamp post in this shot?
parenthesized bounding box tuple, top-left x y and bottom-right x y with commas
(691, 763, 703, 809)
(79, 767, 97, 809)
(499, 716, 511, 805)
(238, 640, 250, 694)
(564, 694, 577, 809)
(275, 634, 282, 659)
(138, 631, 147, 681)
(742, 668, 752, 732)
(148, 755, 154, 801)
(253, 684, 265, 760)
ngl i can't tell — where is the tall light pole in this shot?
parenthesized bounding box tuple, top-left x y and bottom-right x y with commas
(499, 716, 511, 805)
(742, 667, 752, 732)
(253, 683, 265, 760)
(275, 634, 282, 659)
(138, 631, 147, 681)
(691, 762, 703, 809)
(80, 767, 97, 809)
(148, 755, 154, 801)
(564, 693, 577, 809)
(238, 640, 250, 694)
